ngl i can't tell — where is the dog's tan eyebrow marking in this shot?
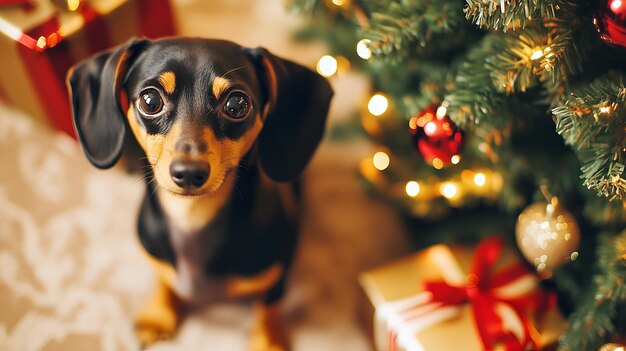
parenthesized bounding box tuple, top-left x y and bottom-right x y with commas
(158, 71, 176, 94)
(212, 77, 231, 98)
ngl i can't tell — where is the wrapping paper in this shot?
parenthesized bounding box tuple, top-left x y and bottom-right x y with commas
(0, 0, 176, 137)
(359, 238, 567, 351)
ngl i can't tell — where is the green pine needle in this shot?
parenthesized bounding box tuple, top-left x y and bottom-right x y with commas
(464, 0, 558, 31)
(362, 0, 463, 61)
(553, 76, 626, 200)
(559, 231, 626, 351)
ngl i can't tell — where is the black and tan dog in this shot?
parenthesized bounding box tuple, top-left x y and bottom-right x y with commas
(67, 37, 332, 349)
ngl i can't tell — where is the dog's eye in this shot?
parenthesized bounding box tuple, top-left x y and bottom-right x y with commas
(224, 93, 250, 119)
(138, 89, 163, 115)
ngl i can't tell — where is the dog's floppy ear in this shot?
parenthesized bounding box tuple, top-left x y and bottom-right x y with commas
(67, 38, 148, 169)
(251, 48, 333, 182)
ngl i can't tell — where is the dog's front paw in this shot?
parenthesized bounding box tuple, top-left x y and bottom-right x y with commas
(249, 303, 289, 351)
(134, 285, 180, 349)
(134, 312, 177, 349)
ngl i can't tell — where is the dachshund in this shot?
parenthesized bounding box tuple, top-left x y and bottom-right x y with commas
(67, 37, 333, 350)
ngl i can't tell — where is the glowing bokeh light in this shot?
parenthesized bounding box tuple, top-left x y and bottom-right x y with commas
(316, 55, 338, 77)
(373, 152, 390, 171)
(405, 181, 420, 197)
(368, 94, 389, 116)
(356, 39, 372, 59)
(441, 183, 458, 199)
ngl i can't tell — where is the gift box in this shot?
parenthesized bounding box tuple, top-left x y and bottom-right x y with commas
(359, 237, 568, 351)
(0, 0, 176, 137)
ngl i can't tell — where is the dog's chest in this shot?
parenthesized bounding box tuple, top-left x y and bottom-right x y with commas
(167, 223, 224, 303)
(139, 164, 295, 304)
(159, 193, 231, 303)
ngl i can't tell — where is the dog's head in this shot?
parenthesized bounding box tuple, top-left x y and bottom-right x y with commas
(68, 37, 333, 196)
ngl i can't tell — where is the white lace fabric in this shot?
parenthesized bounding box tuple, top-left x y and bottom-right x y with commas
(0, 105, 154, 351)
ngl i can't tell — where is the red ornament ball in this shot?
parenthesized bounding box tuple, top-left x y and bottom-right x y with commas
(409, 105, 463, 168)
(594, 0, 626, 47)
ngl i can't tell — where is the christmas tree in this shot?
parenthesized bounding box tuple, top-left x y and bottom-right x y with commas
(289, 0, 626, 350)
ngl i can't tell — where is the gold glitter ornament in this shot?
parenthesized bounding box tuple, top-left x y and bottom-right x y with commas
(515, 197, 580, 272)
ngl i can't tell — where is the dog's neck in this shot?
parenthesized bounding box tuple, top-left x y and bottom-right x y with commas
(156, 175, 236, 233)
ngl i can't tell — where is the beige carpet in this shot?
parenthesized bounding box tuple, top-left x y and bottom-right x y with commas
(0, 1, 414, 350)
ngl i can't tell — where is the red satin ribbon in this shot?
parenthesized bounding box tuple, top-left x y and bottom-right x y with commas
(423, 237, 550, 351)
(18, 16, 75, 136)
(10, 0, 176, 138)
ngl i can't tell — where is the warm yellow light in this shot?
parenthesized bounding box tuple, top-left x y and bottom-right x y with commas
(461, 170, 474, 182)
(530, 49, 544, 61)
(432, 158, 444, 170)
(36, 36, 47, 49)
(405, 181, 420, 197)
(316, 55, 338, 77)
(58, 24, 71, 37)
(440, 183, 458, 199)
(331, 0, 345, 6)
(450, 155, 461, 165)
(478, 142, 489, 153)
(424, 121, 437, 135)
(67, 0, 80, 11)
(372, 152, 390, 171)
(599, 105, 611, 114)
(408, 117, 418, 130)
(474, 172, 486, 187)
(356, 39, 372, 60)
(368, 94, 389, 116)
(416, 115, 430, 127)
(436, 105, 447, 118)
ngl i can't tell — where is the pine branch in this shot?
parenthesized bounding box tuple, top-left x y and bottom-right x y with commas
(461, 1, 585, 105)
(479, 2, 583, 96)
(491, 28, 548, 94)
(553, 75, 626, 200)
(397, 63, 451, 117)
(559, 231, 626, 351)
(361, 0, 463, 61)
(538, 1, 588, 105)
(464, 0, 558, 31)
(445, 22, 581, 128)
(445, 34, 509, 128)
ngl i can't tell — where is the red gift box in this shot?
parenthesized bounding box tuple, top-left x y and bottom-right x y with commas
(0, 0, 176, 137)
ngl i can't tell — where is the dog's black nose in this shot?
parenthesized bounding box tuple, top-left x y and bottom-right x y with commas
(170, 160, 210, 190)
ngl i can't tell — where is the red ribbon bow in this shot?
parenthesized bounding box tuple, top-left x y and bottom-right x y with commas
(424, 237, 551, 351)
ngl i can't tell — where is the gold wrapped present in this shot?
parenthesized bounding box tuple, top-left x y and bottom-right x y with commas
(359, 237, 567, 351)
